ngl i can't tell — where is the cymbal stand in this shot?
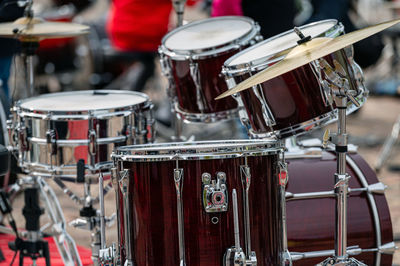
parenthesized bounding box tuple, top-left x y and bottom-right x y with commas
(23, 42, 37, 98)
(317, 66, 365, 265)
(171, 0, 187, 27)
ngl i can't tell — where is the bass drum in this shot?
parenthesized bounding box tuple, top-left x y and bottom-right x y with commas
(286, 149, 394, 265)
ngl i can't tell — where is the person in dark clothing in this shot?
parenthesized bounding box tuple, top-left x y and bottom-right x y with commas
(241, 0, 297, 39)
(212, 0, 383, 69)
(305, 0, 384, 68)
(0, 0, 24, 99)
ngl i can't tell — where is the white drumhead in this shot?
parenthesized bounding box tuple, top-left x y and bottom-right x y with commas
(227, 20, 338, 66)
(164, 17, 253, 51)
(19, 90, 148, 112)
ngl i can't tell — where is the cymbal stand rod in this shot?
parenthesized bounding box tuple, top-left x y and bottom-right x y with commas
(335, 97, 348, 260)
(171, 0, 187, 27)
(27, 55, 34, 97)
(320, 95, 366, 265)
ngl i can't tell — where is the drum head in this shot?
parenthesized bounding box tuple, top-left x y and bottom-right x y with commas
(225, 19, 340, 67)
(163, 16, 254, 52)
(18, 90, 148, 112)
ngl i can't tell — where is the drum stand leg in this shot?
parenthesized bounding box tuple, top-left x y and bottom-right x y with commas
(9, 176, 80, 266)
(319, 96, 366, 266)
(375, 113, 400, 172)
(36, 177, 83, 266)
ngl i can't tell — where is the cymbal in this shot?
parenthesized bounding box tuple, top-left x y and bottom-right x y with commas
(215, 18, 400, 100)
(0, 17, 90, 41)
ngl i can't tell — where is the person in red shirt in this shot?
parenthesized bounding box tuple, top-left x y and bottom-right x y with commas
(107, 0, 172, 52)
(106, 0, 172, 91)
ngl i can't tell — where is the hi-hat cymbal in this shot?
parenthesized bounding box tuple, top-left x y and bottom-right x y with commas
(216, 18, 400, 100)
(0, 17, 90, 41)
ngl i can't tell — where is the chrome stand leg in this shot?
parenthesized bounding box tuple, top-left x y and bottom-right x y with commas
(319, 97, 366, 266)
(37, 177, 83, 266)
(375, 114, 400, 172)
(278, 159, 292, 266)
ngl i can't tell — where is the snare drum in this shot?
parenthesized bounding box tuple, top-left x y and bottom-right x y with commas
(112, 140, 284, 265)
(222, 20, 367, 138)
(9, 90, 154, 180)
(159, 16, 261, 123)
(286, 148, 394, 265)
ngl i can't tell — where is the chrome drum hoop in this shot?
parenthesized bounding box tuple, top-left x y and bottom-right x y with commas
(222, 19, 344, 75)
(112, 139, 283, 162)
(12, 90, 155, 179)
(247, 111, 338, 139)
(174, 102, 239, 123)
(159, 16, 261, 61)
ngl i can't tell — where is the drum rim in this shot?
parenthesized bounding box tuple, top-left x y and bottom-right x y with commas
(15, 90, 151, 118)
(159, 16, 260, 60)
(223, 19, 343, 74)
(113, 139, 283, 161)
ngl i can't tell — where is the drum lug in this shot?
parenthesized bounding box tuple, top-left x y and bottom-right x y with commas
(88, 129, 97, 156)
(46, 129, 57, 156)
(7, 118, 16, 150)
(202, 172, 228, 213)
(118, 169, 134, 264)
(189, 61, 206, 112)
(18, 123, 29, 152)
(174, 164, 186, 265)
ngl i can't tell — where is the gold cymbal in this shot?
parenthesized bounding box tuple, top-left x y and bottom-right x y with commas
(0, 17, 90, 41)
(216, 18, 400, 100)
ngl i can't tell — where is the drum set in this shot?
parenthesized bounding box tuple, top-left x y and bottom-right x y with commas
(0, 1, 398, 265)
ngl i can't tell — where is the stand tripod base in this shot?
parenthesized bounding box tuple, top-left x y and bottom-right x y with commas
(319, 257, 367, 266)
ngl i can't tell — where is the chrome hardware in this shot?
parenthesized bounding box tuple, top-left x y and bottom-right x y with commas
(224, 189, 246, 266)
(202, 172, 228, 213)
(189, 61, 206, 112)
(174, 163, 186, 266)
(224, 189, 256, 266)
(240, 163, 256, 263)
(46, 129, 57, 156)
(319, 256, 367, 266)
(99, 243, 116, 265)
(17, 123, 28, 152)
(291, 245, 363, 261)
(7, 119, 15, 148)
(286, 181, 387, 201)
(377, 241, 398, 255)
(99, 173, 106, 250)
(251, 83, 276, 128)
(317, 57, 360, 108)
(278, 158, 291, 266)
(89, 129, 97, 156)
(118, 169, 133, 263)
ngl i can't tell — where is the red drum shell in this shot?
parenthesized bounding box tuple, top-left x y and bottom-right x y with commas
(237, 50, 357, 138)
(171, 52, 239, 114)
(160, 17, 261, 120)
(286, 151, 393, 265)
(115, 149, 282, 265)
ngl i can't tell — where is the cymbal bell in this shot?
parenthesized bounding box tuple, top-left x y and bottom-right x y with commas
(216, 18, 400, 100)
(0, 16, 90, 42)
